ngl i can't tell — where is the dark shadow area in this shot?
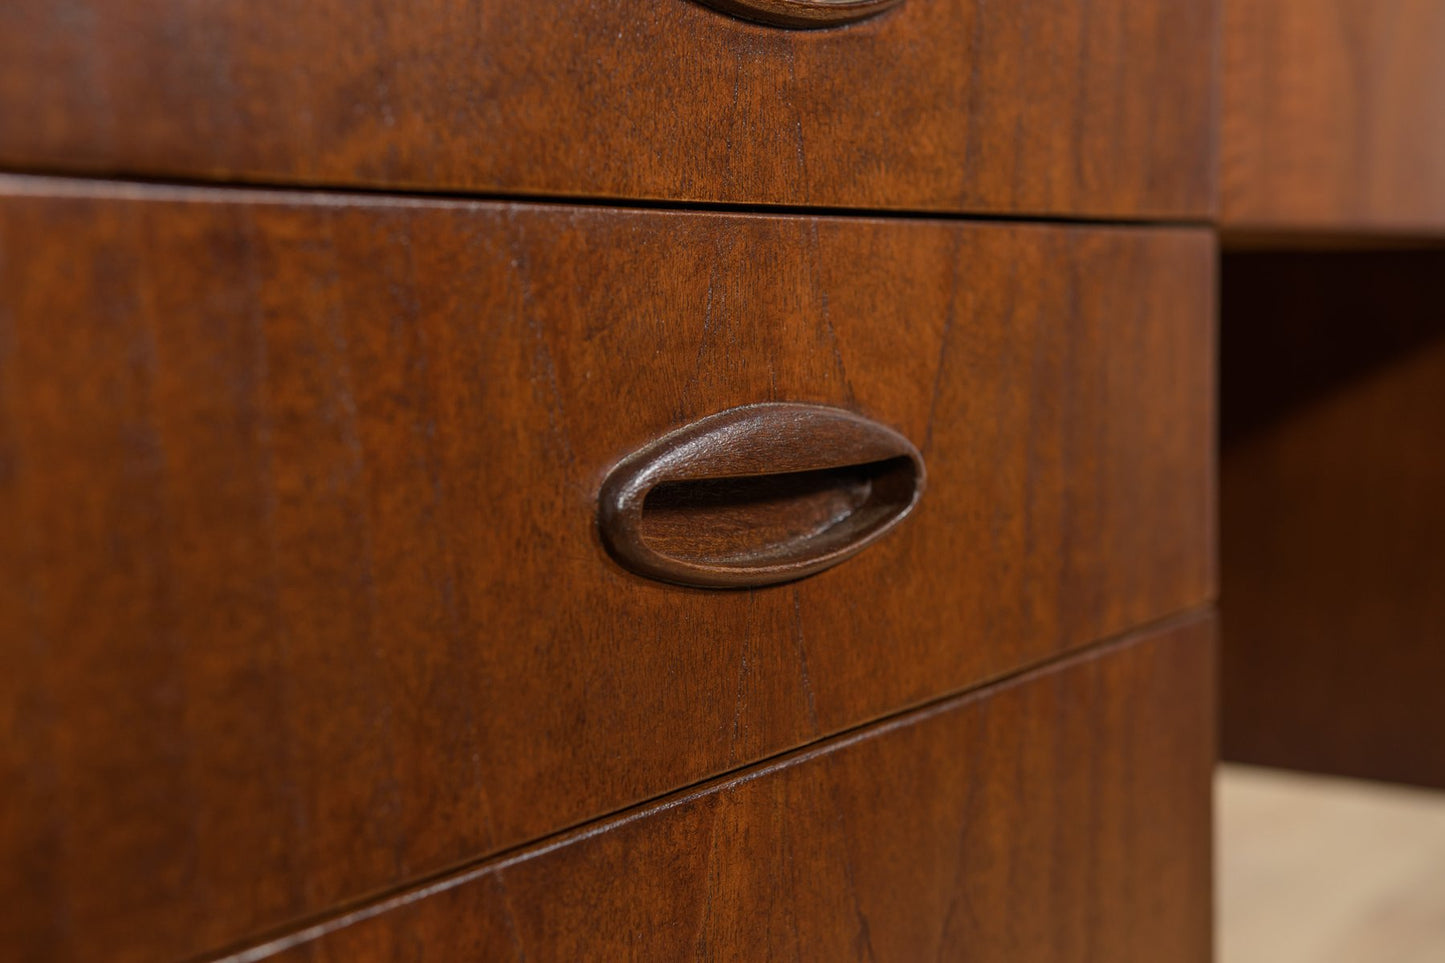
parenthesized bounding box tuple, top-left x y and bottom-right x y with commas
(640, 456, 916, 563)
(1222, 249, 1445, 446)
(1220, 247, 1445, 788)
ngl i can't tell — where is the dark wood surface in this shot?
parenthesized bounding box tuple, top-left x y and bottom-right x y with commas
(1223, 0, 1445, 232)
(0, 177, 1215, 962)
(235, 613, 1217, 963)
(0, 0, 1217, 219)
(1220, 248, 1445, 786)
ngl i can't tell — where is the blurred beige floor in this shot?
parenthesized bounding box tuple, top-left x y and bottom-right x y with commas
(1218, 764, 1445, 963)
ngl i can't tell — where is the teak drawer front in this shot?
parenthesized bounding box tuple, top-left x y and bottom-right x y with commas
(238, 615, 1217, 962)
(1224, 0, 1445, 232)
(0, 0, 1216, 219)
(0, 178, 1215, 962)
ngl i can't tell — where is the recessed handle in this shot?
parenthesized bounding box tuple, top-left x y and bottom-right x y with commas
(696, 0, 902, 29)
(598, 403, 925, 588)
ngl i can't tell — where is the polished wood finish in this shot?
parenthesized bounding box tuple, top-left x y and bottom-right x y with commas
(234, 614, 1216, 963)
(0, 177, 1215, 962)
(597, 402, 925, 588)
(0, 0, 1217, 219)
(1222, 0, 1445, 232)
(1220, 249, 1445, 787)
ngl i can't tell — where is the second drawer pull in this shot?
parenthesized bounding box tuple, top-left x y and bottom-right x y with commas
(598, 403, 924, 588)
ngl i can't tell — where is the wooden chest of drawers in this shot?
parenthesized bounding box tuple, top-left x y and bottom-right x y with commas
(0, 2, 1224, 961)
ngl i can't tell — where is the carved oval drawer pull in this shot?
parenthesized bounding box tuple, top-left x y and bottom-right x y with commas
(697, 0, 902, 29)
(598, 403, 925, 588)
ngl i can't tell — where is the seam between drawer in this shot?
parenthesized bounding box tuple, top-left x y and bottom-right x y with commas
(197, 603, 1216, 963)
(0, 169, 1218, 231)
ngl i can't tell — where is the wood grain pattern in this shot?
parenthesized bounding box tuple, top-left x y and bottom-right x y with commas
(0, 177, 1215, 962)
(0, 0, 1217, 219)
(1223, 0, 1445, 232)
(1220, 249, 1445, 787)
(233, 613, 1217, 963)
